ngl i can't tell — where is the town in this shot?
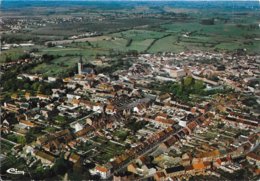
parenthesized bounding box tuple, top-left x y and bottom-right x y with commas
(0, 1, 259, 181)
(1, 50, 259, 180)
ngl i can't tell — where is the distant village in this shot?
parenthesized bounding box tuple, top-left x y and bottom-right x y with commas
(1, 51, 260, 180)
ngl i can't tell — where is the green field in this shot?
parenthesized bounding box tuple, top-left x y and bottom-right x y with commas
(0, 48, 27, 63)
(30, 56, 80, 76)
(3, 20, 259, 77)
(111, 29, 167, 41)
(1, 2, 259, 76)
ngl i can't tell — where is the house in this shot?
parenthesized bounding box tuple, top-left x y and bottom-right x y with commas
(154, 171, 166, 181)
(64, 151, 71, 160)
(37, 94, 50, 100)
(136, 156, 150, 166)
(185, 165, 195, 175)
(105, 104, 116, 114)
(69, 153, 81, 164)
(246, 152, 260, 167)
(157, 93, 171, 103)
(11, 93, 18, 100)
(75, 126, 94, 138)
(159, 136, 177, 151)
(34, 150, 55, 166)
(93, 102, 103, 112)
(42, 139, 60, 153)
(142, 164, 156, 176)
(71, 98, 80, 106)
(80, 99, 93, 110)
(196, 149, 220, 161)
(67, 94, 81, 101)
(0, 127, 9, 134)
(133, 104, 147, 114)
(2, 103, 19, 113)
(2, 119, 10, 127)
(181, 153, 192, 166)
(25, 92, 31, 100)
(93, 165, 110, 179)
(48, 77, 57, 82)
(192, 161, 205, 172)
(19, 120, 36, 128)
(41, 109, 50, 118)
(113, 172, 135, 181)
(127, 163, 138, 174)
(154, 117, 175, 127)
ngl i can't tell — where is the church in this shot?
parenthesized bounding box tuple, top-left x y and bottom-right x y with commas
(78, 56, 95, 75)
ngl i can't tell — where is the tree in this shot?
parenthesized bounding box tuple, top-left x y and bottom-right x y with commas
(32, 82, 40, 91)
(24, 83, 31, 90)
(32, 166, 54, 179)
(25, 129, 38, 144)
(47, 42, 55, 48)
(183, 76, 193, 87)
(42, 54, 55, 62)
(53, 157, 69, 175)
(5, 56, 12, 62)
(194, 80, 204, 94)
(17, 136, 26, 145)
(7, 134, 17, 142)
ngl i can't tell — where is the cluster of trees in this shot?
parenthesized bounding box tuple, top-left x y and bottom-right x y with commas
(114, 130, 129, 142)
(5, 53, 31, 62)
(3, 127, 41, 145)
(55, 115, 69, 126)
(126, 38, 133, 47)
(46, 42, 56, 48)
(242, 96, 259, 108)
(126, 118, 148, 133)
(200, 18, 215, 25)
(2, 35, 30, 44)
(2, 76, 62, 95)
(96, 57, 133, 75)
(1, 53, 62, 96)
(31, 156, 71, 180)
(6, 134, 26, 145)
(159, 77, 205, 101)
(31, 154, 95, 180)
(1, 155, 74, 180)
(25, 127, 42, 144)
(151, 76, 232, 102)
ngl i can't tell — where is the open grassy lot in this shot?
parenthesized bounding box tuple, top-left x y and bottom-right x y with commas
(129, 39, 155, 52)
(148, 35, 185, 53)
(0, 48, 27, 63)
(90, 38, 128, 52)
(40, 47, 109, 58)
(111, 29, 167, 41)
(86, 136, 125, 164)
(29, 17, 167, 39)
(147, 22, 260, 54)
(30, 56, 80, 76)
(95, 141, 125, 164)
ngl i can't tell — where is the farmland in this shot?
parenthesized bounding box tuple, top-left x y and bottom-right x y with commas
(1, 1, 259, 76)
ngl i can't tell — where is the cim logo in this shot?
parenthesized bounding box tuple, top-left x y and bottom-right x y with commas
(6, 168, 25, 175)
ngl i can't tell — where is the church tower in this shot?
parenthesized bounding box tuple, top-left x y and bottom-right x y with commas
(78, 55, 83, 75)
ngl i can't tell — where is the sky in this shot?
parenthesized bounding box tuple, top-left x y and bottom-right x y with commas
(2, 0, 257, 1)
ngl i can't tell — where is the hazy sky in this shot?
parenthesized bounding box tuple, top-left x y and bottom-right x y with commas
(2, 0, 257, 1)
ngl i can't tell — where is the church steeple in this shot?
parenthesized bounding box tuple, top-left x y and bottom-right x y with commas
(78, 55, 83, 75)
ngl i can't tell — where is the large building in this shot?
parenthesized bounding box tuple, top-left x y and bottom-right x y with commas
(164, 67, 187, 78)
(78, 56, 95, 75)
